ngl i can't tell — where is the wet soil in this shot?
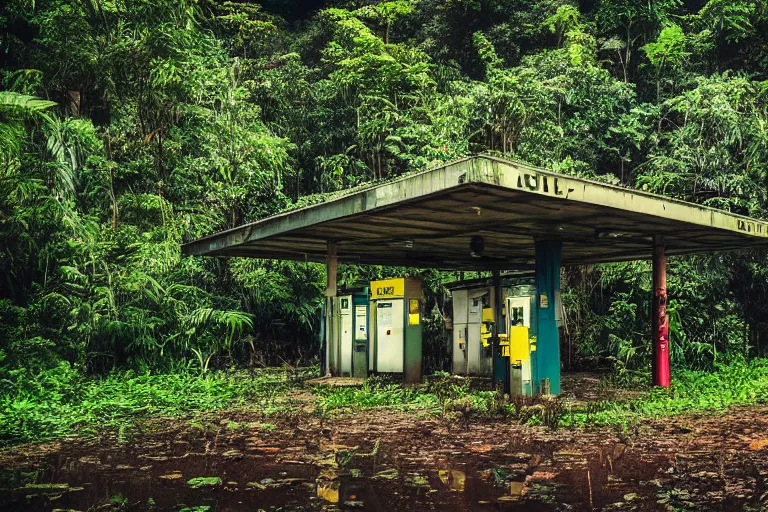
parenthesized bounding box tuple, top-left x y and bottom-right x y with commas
(1, 378, 767, 511)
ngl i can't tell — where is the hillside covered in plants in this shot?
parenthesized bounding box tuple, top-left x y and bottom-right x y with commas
(2, 0, 768, 393)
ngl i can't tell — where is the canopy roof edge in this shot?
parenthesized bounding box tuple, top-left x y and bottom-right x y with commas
(182, 156, 768, 269)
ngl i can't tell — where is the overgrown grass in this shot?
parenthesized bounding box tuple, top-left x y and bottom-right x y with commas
(312, 380, 439, 415)
(311, 359, 768, 430)
(311, 375, 510, 420)
(3, 359, 767, 446)
(0, 363, 315, 445)
(563, 358, 768, 428)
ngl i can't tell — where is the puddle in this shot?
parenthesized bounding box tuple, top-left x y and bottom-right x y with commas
(0, 437, 666, 511)
(1, 408, 767, 511)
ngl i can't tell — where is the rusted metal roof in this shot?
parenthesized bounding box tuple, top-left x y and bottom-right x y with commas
(182, 156, 768, 269)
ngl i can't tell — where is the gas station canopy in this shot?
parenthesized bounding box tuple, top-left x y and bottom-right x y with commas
(182, 156, 768, 268)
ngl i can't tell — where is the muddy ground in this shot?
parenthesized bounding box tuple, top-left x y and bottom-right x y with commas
(1, 375, 767, 511)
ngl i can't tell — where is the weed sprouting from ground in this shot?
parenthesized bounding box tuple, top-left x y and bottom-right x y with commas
(510, 395, 565, 430)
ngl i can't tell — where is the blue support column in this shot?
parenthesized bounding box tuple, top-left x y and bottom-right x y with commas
(535, 240, 562, 395)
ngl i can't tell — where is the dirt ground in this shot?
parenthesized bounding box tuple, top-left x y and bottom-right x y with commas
(1, 375, 767, 511)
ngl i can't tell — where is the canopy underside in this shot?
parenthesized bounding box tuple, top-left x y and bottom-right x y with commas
(182, 156, 768, 270)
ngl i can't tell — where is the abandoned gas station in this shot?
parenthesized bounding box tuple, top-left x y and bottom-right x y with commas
(182, 156, 768, 395)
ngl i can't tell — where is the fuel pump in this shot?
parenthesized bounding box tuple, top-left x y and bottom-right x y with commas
(451, 289, 492, 376)
(370, 278, 423, 383)
(505, 287, 562, 396)
(506, 295, 535, 396)
(448, 275, 560, 396)
(328, 287, 369, 378)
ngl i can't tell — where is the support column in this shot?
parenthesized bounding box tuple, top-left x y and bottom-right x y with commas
(535, 240, 562, 395)
(325, 242, 338, 298)
(652, 236, 670, 387)
(324, 242, 338, 377)
(492, 270, 506, 388)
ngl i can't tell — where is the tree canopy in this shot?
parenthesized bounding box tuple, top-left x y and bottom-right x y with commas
(2, 0, 768, 379)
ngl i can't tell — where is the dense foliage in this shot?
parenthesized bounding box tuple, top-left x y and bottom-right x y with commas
(2, 0, 768, 389)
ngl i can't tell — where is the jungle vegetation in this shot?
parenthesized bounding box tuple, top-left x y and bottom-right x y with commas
(2, 0, 768, 442)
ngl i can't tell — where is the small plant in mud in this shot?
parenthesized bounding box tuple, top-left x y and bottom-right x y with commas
(510, 394, 536, 418)
(488, 390, 511, 418)
(117, 422, 135, 445)
(109, 493, 128, 508)
(424, 375, 471, 417)
(222, 420, 247, 432)
(188, 419, 218, 434)
(335, 449, 356, 469)
(586, 400, 618, 423)
(332, 439, 380, 469)
(439, 387, 511, 426)
(540, 397, 564, 429)
(515, 396, 565, 430)
(517, 404, 544, 425)
(444, 395, 474, 427)
(186, 477, 223, 488)
(656, 488, 696, 510)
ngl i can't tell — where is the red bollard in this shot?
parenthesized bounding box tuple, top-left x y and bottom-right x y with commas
(652, 236, 670, 387)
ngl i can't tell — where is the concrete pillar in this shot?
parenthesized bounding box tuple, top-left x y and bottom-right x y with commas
(652, 236, 670, 387)
(492, 270, 506, 388)
(535, 240, 562, 395)
(325, 242, 338, 298)
(324, 242, 338, 377)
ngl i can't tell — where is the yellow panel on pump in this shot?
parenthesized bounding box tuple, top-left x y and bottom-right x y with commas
(480, 323, 491, 347)
(370, 278, 405, 299)
(499, 334, 510, 357)
(408, 298, 420, 326)
(509, 326, 530, 364)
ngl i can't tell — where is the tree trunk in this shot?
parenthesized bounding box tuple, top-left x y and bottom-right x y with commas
(104, 131, 118, 229)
